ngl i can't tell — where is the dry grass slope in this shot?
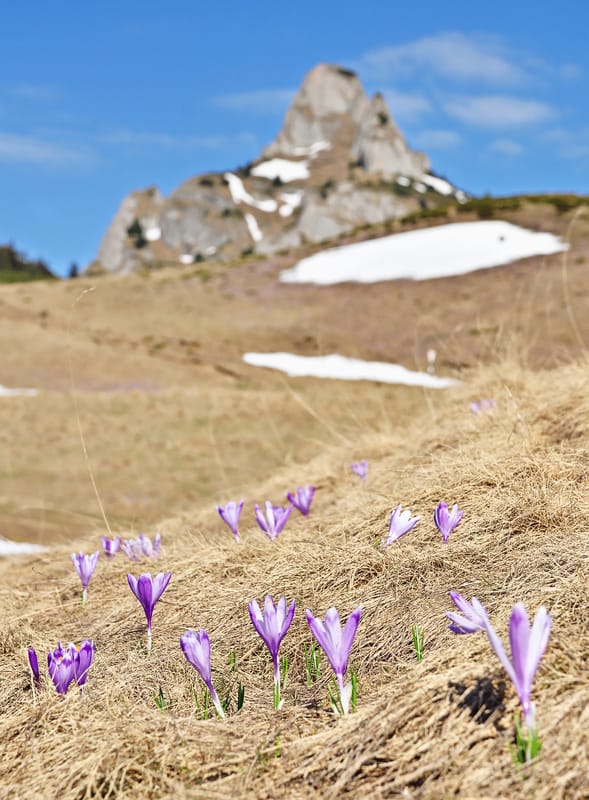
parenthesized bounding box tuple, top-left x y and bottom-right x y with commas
(0, 358, 588, 799)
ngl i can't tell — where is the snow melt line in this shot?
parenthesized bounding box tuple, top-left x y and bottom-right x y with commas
(280, 220, 569, 285)
(243, 352, 458, 388)
(244, 213, 263, 242)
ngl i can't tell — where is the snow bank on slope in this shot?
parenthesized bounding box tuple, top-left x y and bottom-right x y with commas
(251, 159, 310, 182)
(0, 537, 48, 556)
(280, 221, 568, 285)
(224, 173, 277, 213)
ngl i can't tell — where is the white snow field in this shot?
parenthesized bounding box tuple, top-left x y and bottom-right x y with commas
(243, 353, 457, 388)
(280, 221, 568, 285)
(250, 159, 310, 182)
(0, 537, 48, 556)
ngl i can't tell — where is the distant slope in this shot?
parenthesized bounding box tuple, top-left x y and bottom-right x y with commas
(0, 244, 55, 283)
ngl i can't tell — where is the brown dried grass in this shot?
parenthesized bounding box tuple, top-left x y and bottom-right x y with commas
(1, 358, 588, 799)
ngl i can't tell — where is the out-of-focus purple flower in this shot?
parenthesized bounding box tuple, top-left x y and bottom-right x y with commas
(249, 595, 296, 709)
(217, 500, 244, 542)
(254, 501, 293, 541)
(286, 486, 315, 516)
(447, 591, 490, 634)
(180, 629, 225, 718)
(434, 501, 464, 544)
(384, 504, 420, 546)
(71, 551, 99, 606)
(484, 603, 552, 729)
(122, 533, 161, 561)
(470, 398, 496, 415)
(28, 646, 41, 689)
(351, 460, 368, 480)
(47, 642, 76, 694)
(101, 535, 122, 558)
(72, 640, 95, 686)
(127, 571, 172, 652)
(305, 605, 362, 714)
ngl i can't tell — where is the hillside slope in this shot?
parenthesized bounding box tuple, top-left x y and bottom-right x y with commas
(0, 356, 587, 798)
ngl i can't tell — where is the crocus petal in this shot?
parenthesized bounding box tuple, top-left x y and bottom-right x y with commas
(180, 629, 212, 685)
(339, 606, 362, 675)
(509, 603, 531, 699)
(483, 618, 517, 687)
(524, 606, 552, 691)
(28, 647, 41, 685)
(74, 640, 95, 686)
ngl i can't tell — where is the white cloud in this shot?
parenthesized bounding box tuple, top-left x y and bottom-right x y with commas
(559, 63, 583, 80)
(489, 138, 525, 156)
(357, 32, 524, 85)
(0, 132, 95, 165)
(101, 129, 257, 151)
(212, 88, 296, 114)
(412, 130, 462, 149)
(444, 95, 555, 127)
(382, 89, 432, 121)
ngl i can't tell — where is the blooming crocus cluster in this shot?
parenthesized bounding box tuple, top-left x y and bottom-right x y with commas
(447, 593, 552, 733)
(127, 572, 172, 652)
(249, 595, 296, 709)
(351, 460, 368, 480)
(286, 486, 315, 516)
(306, 605, 362, 715)
(123, 533, 161, 561)
(434, 501, 464, 544)
(28, 640, 95, 694)
(180, 629, 225, 718)
(217, 500, 244, 542)
(71, 551, 99, 606)
(254, 501, 293, 541)
(383, 504, 421, 546)
(101, 535, 122, 558)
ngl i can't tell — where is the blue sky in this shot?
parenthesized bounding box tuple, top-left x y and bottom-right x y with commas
(1, 0, 588, 276)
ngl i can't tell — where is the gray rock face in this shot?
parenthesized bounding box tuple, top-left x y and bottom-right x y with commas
(91, 63, 452, 274)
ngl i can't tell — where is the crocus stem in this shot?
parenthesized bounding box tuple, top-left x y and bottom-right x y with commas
(147, 626, 152, 653)
(209, 686, 225, 719)
(82, 588, 88, 607)
(273, 664, 282, 710)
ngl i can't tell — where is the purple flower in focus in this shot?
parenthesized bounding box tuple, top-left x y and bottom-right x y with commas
(47, 642, 76, 694)
(123, 533, 161, 561)
(180, 629, 225, 718)
(484, 603, 552, 729)
(434, 501, 464, 544)
(305, 605, 362, 714)
(384, 504, 420, 546)
(351, 460, 368, 480)
(101, 535, 122, 558)
(28, 646, 41, 689)
(286, 486, 315, 516)
(72, 640, 95, 686)
(447, 591, 489, 634)
(254, 501, 293, 541)
(127, 571, 172, 652)
(217, 500, 244, 542)
(71, 551, 99, 606)
(248, 595, 296, 708)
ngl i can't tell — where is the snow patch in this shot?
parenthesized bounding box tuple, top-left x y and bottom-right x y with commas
(0, 537, 48, 556)
(243, 353, 457, 388)
(224, 173, 277, 213)
(420, 174, 454, 196)
(244, 213, 263, 243)
(455, 190, 467, 203)
(179, 254, 193, 264)
(278, 191, 303, 218)
(414, 182, 427, 194)
(280, 221, 568, 285)
(0, 384, 37, 397)
(205, 245, 217, 256)
(144, 226, 161, 242)
(250, 159, 310, 183)
(396, 176, 411, 187)
(292, 140, 331, 158)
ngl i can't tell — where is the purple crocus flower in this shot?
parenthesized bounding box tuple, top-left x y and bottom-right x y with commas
(127, 571, 172, 652)
(123, 533, 161, 561)
(101, 535, 122, 558)
(180, 629, 225, 718)
(384, 504, 421, 546)
(71, 551, 99, 606)
(217, 500, 244, 542)
(28, 646, 41, 689)
(447, 591, 490, 634)
(72, 640, 95, 686)
(305, 605, 362, 714)
(351, 460, 368, 480)
(47, 642, 76, 694)
(248, 595, 296, 709)
(254, 501, 293, 541)
(286, 486, 315, 516)
(484, 603, 552, 729)
(434, 501, 464, 544)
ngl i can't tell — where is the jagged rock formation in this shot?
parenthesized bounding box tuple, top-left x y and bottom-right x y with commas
(90, 64, 458, 274)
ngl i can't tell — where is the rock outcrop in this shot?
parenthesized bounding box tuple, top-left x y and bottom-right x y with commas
(91, 64, 456, 274)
